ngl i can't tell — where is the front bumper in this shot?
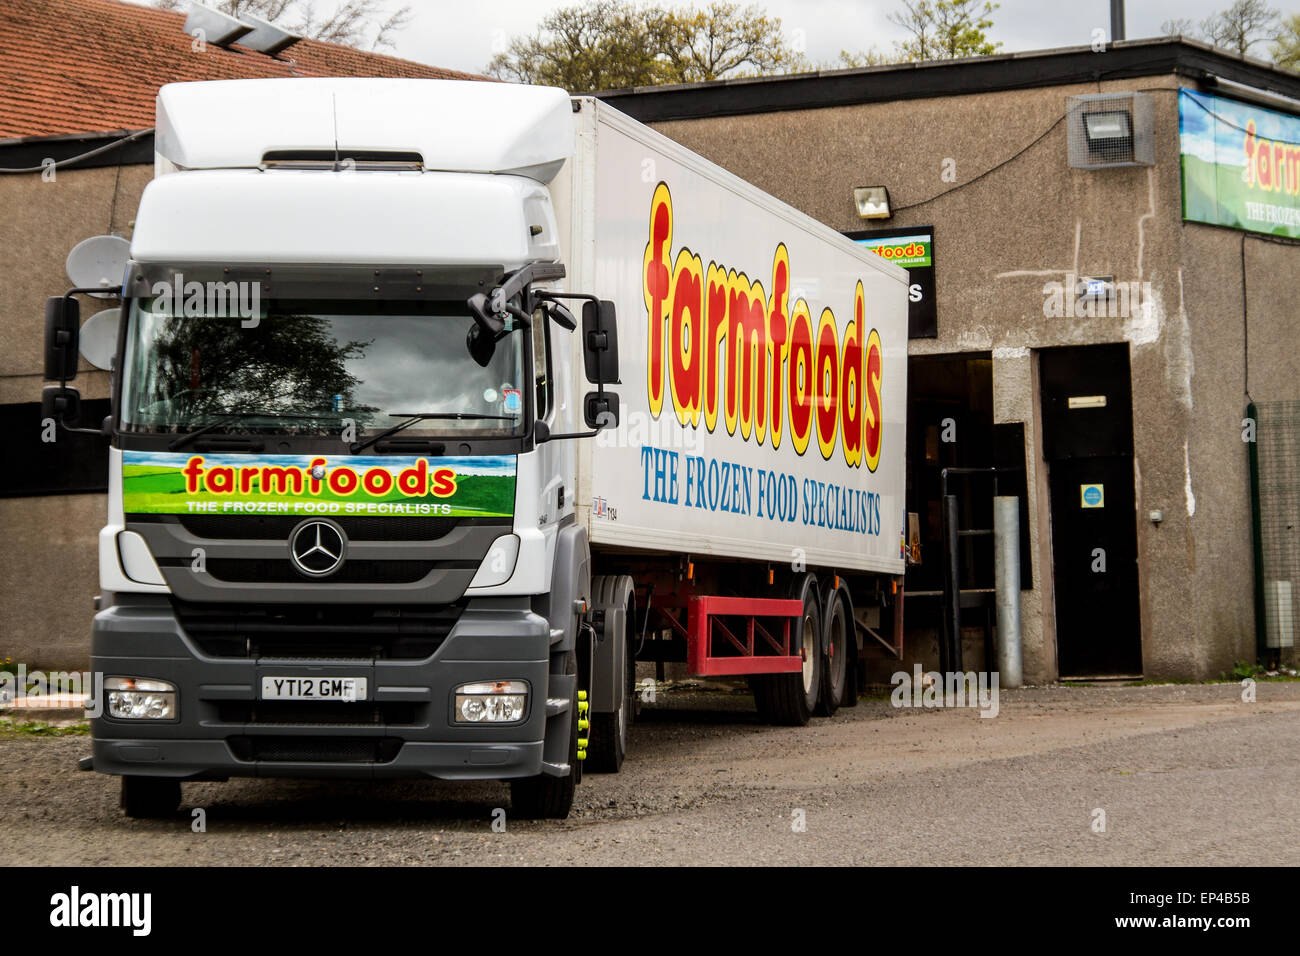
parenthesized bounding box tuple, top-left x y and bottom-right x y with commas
(90, 596, 555, 781)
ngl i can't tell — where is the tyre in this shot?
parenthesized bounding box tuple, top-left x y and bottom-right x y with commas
(511, 650, 578, 819)
(120, 776, 180, 819)
(817, 585, 851, 716)
(587, 575, 635, 773)
(840, 632, 860, 709)
(753, 573, 822, 726)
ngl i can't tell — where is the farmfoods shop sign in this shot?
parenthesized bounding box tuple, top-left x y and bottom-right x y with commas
(846, 227, 936, 339)
(1180, 88, 1300, 238)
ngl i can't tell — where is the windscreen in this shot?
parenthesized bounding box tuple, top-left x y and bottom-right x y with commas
(119, 296, 529, 439)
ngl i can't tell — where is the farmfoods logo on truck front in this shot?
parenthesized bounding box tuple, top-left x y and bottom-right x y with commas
(121, 451, 516, 517)
(642, 183, 884, 471)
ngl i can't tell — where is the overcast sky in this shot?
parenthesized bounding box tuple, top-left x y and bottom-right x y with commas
(392, 0, 1300, 75)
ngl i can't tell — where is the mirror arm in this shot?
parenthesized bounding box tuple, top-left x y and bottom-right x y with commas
(534, 291, 596, 306)
(490, 262, 566, 314)
(543, 429, 600, 441)
(65, 285, 122, 297)
(57, 418, 111, 438)
(469, 264, 563, 335)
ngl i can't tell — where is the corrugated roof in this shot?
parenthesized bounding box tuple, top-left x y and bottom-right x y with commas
(0, 0, 485, 139)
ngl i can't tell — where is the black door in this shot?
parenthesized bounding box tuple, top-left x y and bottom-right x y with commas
(1040, 344, 1142, 676)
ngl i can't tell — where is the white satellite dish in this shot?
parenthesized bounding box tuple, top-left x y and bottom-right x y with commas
(79, 308, 121, 370)
(66, 235, 129, 299)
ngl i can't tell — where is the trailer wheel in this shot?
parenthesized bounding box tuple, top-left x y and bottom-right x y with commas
(841, 632, 860, 708)
(120, 776, 181, 819)
(587, 575, 635, 773)
(511, 650, 578, 819)
(816, 585, 851, 716)
(753, 573, 822, 726)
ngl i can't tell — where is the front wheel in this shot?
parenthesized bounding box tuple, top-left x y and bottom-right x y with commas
(510, 651, 579, 819)
(587, 575, 635, 774)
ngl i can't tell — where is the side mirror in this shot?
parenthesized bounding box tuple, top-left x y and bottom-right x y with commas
(584, 390, 619, 429)
(581, 299, 620, 385)
(532, 419, 550, 444)
(467, 292, 505, 336)
(545, 301, 576, 331)
(466, 323, 496, 368)
(45, 296, 80, 381)
(42, 385, 81, 425)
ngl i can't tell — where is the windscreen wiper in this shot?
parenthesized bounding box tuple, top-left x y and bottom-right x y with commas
(168, 411, 338, 451)
(350, 412, 516, 454)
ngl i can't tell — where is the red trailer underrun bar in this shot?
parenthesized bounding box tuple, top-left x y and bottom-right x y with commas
(685, 595, 804, 676)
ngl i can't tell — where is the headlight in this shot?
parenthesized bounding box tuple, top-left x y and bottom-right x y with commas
(105, 677, 176, 720)
(468, 535, 520, 588)
(454, 680, 528, 723)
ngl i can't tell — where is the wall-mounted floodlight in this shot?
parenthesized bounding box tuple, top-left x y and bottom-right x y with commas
(1067, 93, 1153, 168)
(1082, 110, 1134, 159)
(853, 186, 892, 220)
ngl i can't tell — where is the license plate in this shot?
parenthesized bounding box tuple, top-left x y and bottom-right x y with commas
(260, 677, 367, 702)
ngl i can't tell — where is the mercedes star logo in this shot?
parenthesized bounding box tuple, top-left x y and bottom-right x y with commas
(288, 519, 347, 578)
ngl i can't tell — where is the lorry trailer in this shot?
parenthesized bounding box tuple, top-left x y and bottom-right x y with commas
(41, 77, 909, 819)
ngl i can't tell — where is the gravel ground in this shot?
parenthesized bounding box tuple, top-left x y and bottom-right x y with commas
(2, 681, 1297, 866)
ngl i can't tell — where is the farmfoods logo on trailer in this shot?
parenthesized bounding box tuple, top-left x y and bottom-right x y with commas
(642, 183, 885, 472)
(121, 451, 516, 517)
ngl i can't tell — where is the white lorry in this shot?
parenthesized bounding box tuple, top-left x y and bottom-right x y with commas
(42, 78, 908, 819)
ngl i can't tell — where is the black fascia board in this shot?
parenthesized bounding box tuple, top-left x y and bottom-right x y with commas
(595, 39, 1300, 123)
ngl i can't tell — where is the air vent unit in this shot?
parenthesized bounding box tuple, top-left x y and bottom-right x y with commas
(1067, 92, 1155, 169)
(237, 12, 303, 55)
(182, 3, 253, 47)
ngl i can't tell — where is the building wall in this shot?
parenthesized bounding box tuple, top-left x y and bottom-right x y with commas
(648, 74, 1282, 680)
(0, 162, 151, 670)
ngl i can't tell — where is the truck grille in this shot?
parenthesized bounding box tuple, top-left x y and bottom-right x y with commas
(174, 600, 464, 660)
(216, 701, 423, 726)
(174, 514, 463, 541)
(202, 557, 476, 585)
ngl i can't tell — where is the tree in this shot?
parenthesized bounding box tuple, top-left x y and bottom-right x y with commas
(485, 1, 806, 91)
(148, 312, 377, 429)
(1160, 18, 1199, 37)
(486, 1, 676, 89)
(663, 3, 807, 82)
(835, 47, 893, 69)
(1274, 12, 1300, 70)
(889, 0, 1000, 62)
(1200, 0, 1279, 57)
(152, 0, 413, 51)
